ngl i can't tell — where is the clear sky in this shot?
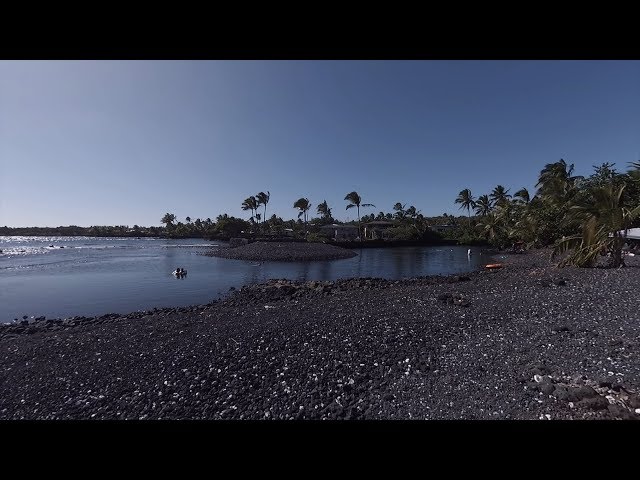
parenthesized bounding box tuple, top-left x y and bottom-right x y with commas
(1, 60, 639, 227)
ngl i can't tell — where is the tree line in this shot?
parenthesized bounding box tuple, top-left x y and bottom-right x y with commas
(0, 225, 165, 237)
(158, 189, 463, 242)
(12, 158, 635, 266)
(454, 160, 640, 267)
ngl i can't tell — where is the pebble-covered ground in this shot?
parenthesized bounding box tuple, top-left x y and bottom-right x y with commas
(1, 249, 639, 420)
(205, 241, 357, 261)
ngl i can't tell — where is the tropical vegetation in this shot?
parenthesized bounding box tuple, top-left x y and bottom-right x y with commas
(9, 159, 640, 268)
(454, 159, 640, 267)
(344, 191, 375, 238)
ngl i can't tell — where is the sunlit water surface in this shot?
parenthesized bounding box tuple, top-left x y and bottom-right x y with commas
(0, 236, 494, 323)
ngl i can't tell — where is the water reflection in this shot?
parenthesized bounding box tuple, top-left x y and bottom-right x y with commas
(1, 239, 493, 322)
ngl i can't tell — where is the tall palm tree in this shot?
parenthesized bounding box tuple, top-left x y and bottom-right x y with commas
(393, 202, 406, 220)
(490, 185, 511, 207)
(474, 195, 492, 217)
(512, 210, 541, 248)
(476, 212, 503, 244)
(624, 162, 640, 208)
(405, 206, 419, 219)
(241, 196, 258, 223)
(293, 198, 312, 231)
(161, 213, 176, 228)
(554, 183, 640, 267)
(317, 200, 332, 219)
(626, 161, 640, 187)
(513, 187, 530, 205)
(536, 159, 583, 205)
(256, 191, 270, 224)
(455, 189, 475, 227)
(345, 191, 375, 238)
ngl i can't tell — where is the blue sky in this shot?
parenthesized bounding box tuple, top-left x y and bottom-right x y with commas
(1, 60, 638, 227)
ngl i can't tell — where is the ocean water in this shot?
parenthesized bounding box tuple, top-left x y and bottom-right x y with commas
(0, 236, 492, 323)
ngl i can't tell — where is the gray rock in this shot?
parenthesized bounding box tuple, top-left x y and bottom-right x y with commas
(627, 395, 640, 409)
(571, 385, 598, 400)
(540, 383, 555, 395)
(576, 396, 609, 411)
(606, 404, 637, 419)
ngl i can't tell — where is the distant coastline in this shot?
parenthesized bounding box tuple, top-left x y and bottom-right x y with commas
(0, 226, 207, 239)
(0, 226, 163, 238)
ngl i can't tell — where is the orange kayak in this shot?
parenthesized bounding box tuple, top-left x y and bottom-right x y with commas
(485, 263, 504, 269)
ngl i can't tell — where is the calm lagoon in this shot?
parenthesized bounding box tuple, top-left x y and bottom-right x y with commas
(0, 236, 495, 322)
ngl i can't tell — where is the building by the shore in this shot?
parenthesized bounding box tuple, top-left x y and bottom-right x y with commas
(319, 224, 359, 241)
(363, 221, 395, 240)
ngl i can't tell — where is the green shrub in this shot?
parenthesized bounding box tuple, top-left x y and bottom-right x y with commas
(306, 232, 329, 243)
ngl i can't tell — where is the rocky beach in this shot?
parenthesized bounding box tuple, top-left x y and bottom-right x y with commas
(1, 249, 640, 420)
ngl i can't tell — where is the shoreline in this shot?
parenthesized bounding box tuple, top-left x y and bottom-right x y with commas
(2, 249, 640, 420)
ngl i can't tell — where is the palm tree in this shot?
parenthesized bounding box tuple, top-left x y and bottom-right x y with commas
(490, 185, 511, 207)
(474, 195, 492, 217)
(317, 200, 332, 220)
(627, 160, 640, 184)
(405, 206, 419, 219)
(345, 191, 375, 238)
(293, 198, 312, 231)
(455, 189, 475, 228)
(161, 213, 176, 228)
(393, 202, 406, 220)
(513, 187, 530, 205)
(512, 210, 541, 248)
(536, 159, 583, 205)
(256, 191, 270, 225)
(625, 161, 640, 208)
(476, 212, 503, 244)
(554, 183, 640, 267)
(241, 196, 258, 223)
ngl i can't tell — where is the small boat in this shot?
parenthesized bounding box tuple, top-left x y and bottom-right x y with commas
(484, 263, 504, 270)
(172, 269, 188, 276)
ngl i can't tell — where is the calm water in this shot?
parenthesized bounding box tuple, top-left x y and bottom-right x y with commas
(0, 236, 495, 323)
